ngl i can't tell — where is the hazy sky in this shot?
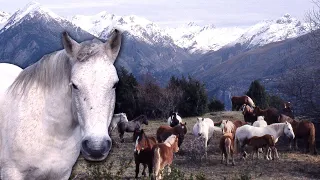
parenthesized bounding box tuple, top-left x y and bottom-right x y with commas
(0, 0, 316, 28)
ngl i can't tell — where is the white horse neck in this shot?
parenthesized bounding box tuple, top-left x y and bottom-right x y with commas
(268, 123, 286, 139)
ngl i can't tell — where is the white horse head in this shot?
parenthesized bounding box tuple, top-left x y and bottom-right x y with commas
(194, 117, 207, 137)
(283, 121, 295, 139)
(62, 30, 122, 161)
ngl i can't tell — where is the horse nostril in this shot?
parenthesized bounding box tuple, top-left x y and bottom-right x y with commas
(81, 139, 90, 153)
(198, 133, 201, 136)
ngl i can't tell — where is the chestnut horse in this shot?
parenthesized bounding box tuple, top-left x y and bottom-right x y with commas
(219, 132, 235, 166)
(241, 104, 257, 124)
(156, 122, 187, 147)
(253, 106, 280, 125)
(279, 114, 317, 154)
(134, 129, 158, 178)
(231, 95, 255, 111)
(152, 135, 179, 180)
(244, 134, 279, 160)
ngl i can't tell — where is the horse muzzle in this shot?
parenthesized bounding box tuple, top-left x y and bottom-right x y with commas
(81, 136, 112, 161)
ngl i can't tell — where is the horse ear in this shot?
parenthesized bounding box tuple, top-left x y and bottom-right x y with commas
(62, 31, 80, 59)
(105, 29, 122, 63)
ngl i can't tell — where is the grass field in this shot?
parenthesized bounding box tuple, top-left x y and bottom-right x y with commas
(70, 111, 320, 180)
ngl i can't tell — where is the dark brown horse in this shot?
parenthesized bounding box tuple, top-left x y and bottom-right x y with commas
(253, 106, 280, 125)
(134, 129, 158, 178)
(241, 104, 257, 124)
(278, 114, 317, 154)
(231, 95, 255, 111)
(156, 122, 187, 147)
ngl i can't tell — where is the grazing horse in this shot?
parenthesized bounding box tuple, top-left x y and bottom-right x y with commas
(192, 117, 220, 157)
(167, 112, 182, 127)
(0, 29, 122, 179)
(108, 113, 129, 132)
(118, 115, 148, 142)
(241, 104, 257, 124)
(244, 134, 279, 160)
(152, 135, 179, 180)
(156, 122, 187, 147)
(134, 129, 158, 178)
(235, 122, 295, 159)
(253, 106, 280, 125)
(281, 102, 294, 119)
(252, 116, 268, 127)
(231, 95, 255, 111)
(219, 132, 235, 166)
(279, 114, 317, 154)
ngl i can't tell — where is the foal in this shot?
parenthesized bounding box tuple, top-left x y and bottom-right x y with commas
(219, 132, 235, 166)
(134, 129, 158, 178)
(152, 135, 179, 180)
(245, 134, 279, 160)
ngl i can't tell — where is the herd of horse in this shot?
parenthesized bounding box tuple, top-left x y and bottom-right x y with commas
(0, 29, 317, 179)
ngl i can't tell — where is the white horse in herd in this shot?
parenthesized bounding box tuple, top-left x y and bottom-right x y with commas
(193, 117, 222, 157)
(0, 29, 122, 179)
(108, 113, 129, 132)
(235, 122, 295, 159)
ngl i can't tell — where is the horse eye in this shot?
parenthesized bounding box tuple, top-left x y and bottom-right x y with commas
(72, 83, 79, 90)
(112, 82, 118, 89)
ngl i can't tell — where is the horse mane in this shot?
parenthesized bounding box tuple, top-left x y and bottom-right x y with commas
(268, 122, 286, 132)
(8, 51, 71, 96)
(222, 120, 235, 133)
(164, 135, 176, 145)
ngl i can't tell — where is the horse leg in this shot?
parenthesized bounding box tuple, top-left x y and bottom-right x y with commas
(205, 138, 208, 158)
(148, 163, 153, 177)
(231, 150, 235, 166)
(135, 162, 140, 178)
(142, 163, 147, 176)
(119, 132, 124, 143)
(294, 138, 298, 151)
(167, 165, 171, 175)
(221, 152, 224, 164)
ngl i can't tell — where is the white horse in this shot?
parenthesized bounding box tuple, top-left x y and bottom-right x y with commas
(235, 122, 295, 159)
(252, 116, 267, 127)
(0, 29, 122, 179)
(167, 112, 182, 127)
(192, 117, 221, 157)
(108, 113, 129, 132)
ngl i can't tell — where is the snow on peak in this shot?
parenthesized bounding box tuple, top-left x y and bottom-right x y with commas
(1, 1, 63, 32)
(71, 12, 173, 45)
(227, 14, 308, 49)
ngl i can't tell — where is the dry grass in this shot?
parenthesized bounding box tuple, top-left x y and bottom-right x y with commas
(70, 111, 320, 180)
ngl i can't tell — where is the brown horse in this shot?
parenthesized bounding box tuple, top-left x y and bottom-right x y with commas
(134, 129, 158, 178)
(231, 95, 255, 111)
(253, 106, 280, 125)
(241, 104, 257, 124)
(152, 135, 179, 180)
(156, 122, 187, 147)
(219, 132, 235, 166)
(278, 114, 317, 154)
(245, 134, 279, 160)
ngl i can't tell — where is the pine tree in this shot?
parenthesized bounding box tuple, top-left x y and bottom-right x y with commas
(246, 80, 269, 109)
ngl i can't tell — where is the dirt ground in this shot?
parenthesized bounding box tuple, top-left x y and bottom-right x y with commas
(70, 111, 320, 180)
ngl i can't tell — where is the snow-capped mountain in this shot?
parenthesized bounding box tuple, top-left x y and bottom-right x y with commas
(227, 14, 308, 49)
(0, 11, 10, 29)
(70, 12, 174, 46)
(166, 22, 247, 53)
(1, 1, 66, 33)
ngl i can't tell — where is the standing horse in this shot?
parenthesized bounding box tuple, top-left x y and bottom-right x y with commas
(219, 132, 235, 166)
(134, 129, 158, 178)
(253, 106, 280, 125)
(235, 122, 295, 159)
(108, 113, 129, 132)
(118, 115, 148, 143)
(219, 119, 247, 135)
(281, 102, 294, 119)
(231, 95, 255, 111)
(167, 112, 182, 127)
(0, 29, 122, 179)
(192, 117, 218, 157)
(156, 122, 187, 147)
(152, 135, 179, 180)
(241, 104, 257, 124)
(279, 114, 317, 154)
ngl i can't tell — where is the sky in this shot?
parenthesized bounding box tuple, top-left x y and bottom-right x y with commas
(0, 0, 317, 28)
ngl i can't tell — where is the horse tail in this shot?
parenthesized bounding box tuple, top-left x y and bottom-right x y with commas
(247, 96, 255, 108)
(309, 123, 317, 155)
(225, 137, 231, 156)
(153, 147, 161, 179)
